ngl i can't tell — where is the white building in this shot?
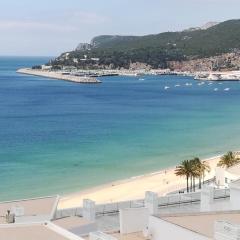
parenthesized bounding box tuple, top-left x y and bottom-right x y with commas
(215, 163, 240, 188)
(3, 176, 240, 240)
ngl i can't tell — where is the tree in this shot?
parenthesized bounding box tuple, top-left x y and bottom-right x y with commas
(175, 160, 192, 193)
(190, 158, 201, 192)
(191, 158, 210, 190)
(200, 161, 210, 187)
(217, 151, 240, 169)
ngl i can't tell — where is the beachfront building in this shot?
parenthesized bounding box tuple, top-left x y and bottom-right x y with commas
(2, 178, 240, 240)
(0, 196, 97, 240)
(0, 196, 59, 224)
(215, 163, 240, 188)
(0, 222, 85, 240)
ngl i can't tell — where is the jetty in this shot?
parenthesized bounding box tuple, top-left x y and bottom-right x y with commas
(17, 68, 101, 84)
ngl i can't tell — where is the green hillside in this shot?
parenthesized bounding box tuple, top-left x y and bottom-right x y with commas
(52, 19, 240, 69)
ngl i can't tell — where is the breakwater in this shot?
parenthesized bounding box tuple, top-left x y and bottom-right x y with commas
(17, 68, 101, 84)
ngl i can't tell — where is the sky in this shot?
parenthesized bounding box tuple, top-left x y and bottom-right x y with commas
(0, 0, 239, 56)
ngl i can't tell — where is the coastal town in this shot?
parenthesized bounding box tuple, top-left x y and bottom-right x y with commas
(17, 50, 240, 83)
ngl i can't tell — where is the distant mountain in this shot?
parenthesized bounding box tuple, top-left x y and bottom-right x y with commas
(90, 35, 139, 48)
(200, 21, 219, 30)
(76, 43, 92, 51)
(51, 19, 240, 70)
(184, 21, 219, 32)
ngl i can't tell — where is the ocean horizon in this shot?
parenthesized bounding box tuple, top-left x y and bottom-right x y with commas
(0, 56, 240, 201)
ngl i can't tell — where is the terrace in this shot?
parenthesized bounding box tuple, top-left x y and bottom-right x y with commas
(0, 196, 59, 224)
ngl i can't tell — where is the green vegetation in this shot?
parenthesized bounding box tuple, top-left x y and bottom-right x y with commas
(217, 151, 240, 168)
(51, 19, 240, 69)
(175, 158, 210, 193)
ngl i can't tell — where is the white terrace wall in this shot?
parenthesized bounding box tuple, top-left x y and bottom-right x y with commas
(215, 221, 240, 240)
(215, 167, 226, 187)
(83, 199, 95, 221)
(119, 207, 149, 234)
(55, 199, 144, 220)
(145, 191, 158, 215)
(89, 231, 117, 240)
(230, 185, 240, 210)
(148, 216, 210, 240)
(54, 189, 229, 220)
(201, 186, 214, 212)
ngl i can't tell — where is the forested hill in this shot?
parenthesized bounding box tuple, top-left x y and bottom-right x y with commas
(51, 19, 240, 69)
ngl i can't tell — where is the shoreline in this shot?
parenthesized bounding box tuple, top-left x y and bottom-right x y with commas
(17, 68, 101, 84)
(58, 154, 222, 209)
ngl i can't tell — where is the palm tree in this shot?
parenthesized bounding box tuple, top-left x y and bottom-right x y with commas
(189, 158, 211, 191)
(217, 151, 240, 169)
(200, 161, 210, 187)
(175, 160, 192, 193)
(190, 158, 201, 192)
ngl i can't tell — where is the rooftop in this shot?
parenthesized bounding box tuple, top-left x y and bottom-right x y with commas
(160, 210, 240, 238)
(0, 196, 58, 224)
(84, 232, 145, 240)
(111, 232, 145, 240)
(0, 222, 81, 240)
(53, 216, 91, 229)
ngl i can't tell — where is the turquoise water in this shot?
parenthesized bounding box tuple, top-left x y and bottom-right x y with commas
(1, 57, 240, 201)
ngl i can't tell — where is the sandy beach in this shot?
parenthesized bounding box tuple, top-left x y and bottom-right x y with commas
(58, 155, 221, 209)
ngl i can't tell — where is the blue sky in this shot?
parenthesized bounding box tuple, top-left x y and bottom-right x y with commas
(0, 0, 239, 56)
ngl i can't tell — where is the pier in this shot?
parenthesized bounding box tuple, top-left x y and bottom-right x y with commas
(17, 68, 102, 84)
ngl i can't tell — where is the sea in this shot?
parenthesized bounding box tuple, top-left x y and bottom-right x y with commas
(0, 56, 240, 201)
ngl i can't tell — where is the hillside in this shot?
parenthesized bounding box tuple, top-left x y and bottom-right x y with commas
(51, 19, 240, 70)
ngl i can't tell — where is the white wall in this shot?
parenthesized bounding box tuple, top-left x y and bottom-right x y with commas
(215, 221, 240, 240)
(148, 216, 210, 240)
(145, 191, 158, 215)
(230, 187, 240, 210)
(201, 186, 214, 212)
(215, 167, 226, 187)
(68, 222, 97, 237)
(83, 199, 95, 221)
(89, 231, 117, 240)
(119, 207, 149, 234)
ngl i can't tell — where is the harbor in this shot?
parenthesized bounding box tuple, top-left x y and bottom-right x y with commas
(17, 64, 240, 83)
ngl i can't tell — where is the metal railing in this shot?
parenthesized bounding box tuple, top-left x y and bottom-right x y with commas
(55, 188, 230, 219)
(158, 188, 230, 207)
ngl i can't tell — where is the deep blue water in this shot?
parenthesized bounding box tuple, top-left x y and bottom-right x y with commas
(0, 57, 240, 201)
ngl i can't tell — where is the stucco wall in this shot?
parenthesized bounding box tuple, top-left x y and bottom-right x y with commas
(148, 216, 210, 240)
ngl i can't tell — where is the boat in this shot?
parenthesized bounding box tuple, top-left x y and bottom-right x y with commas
(224, 88, 230, 91)
(164, 86, 170, 90)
